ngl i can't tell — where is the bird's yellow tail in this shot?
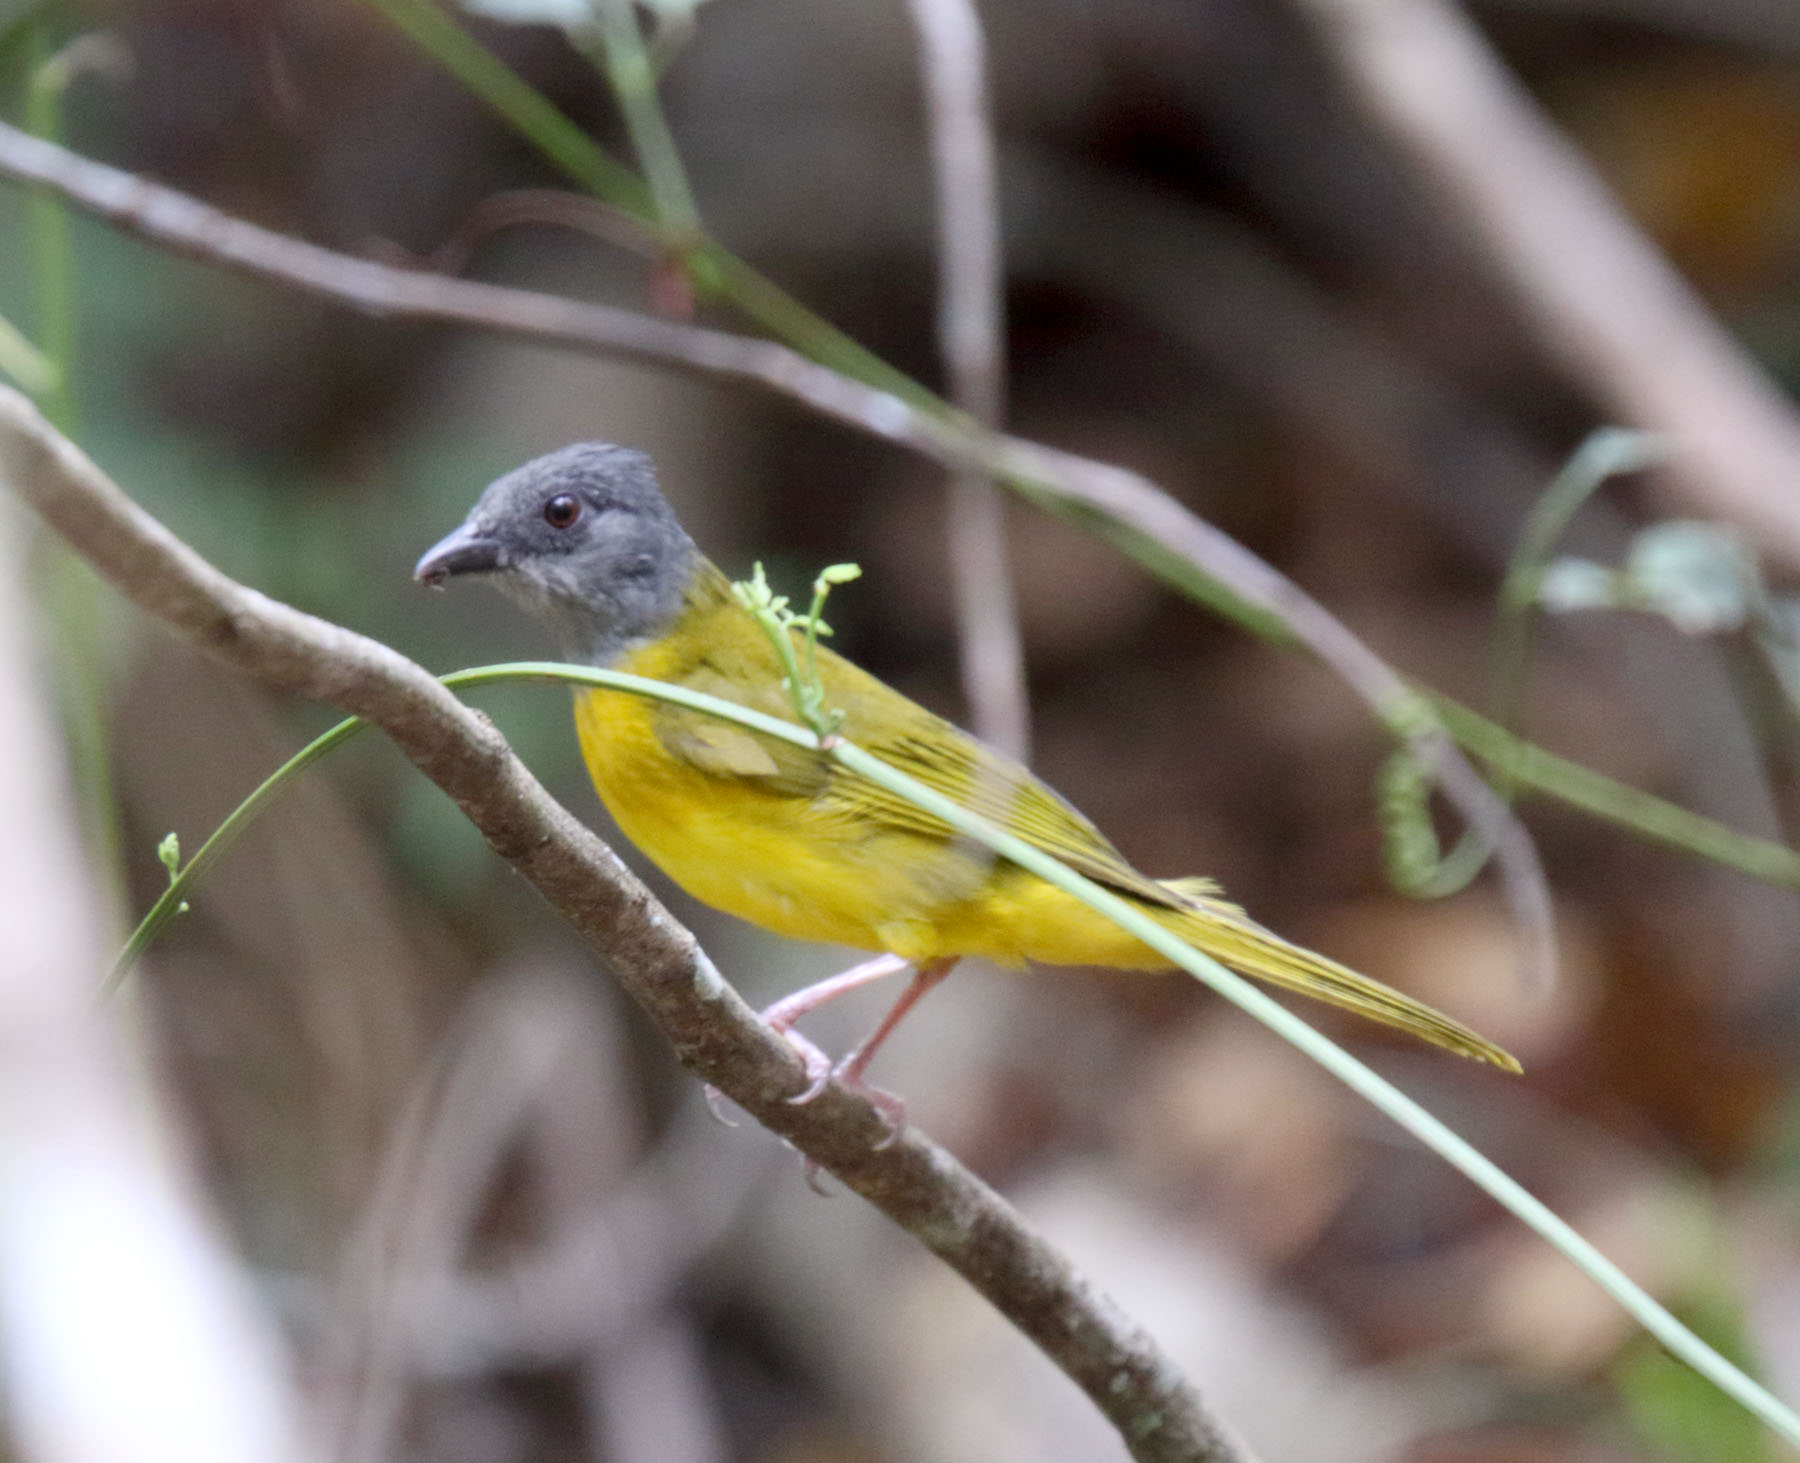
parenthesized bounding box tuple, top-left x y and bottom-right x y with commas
(1157, 878, 1521, 1072)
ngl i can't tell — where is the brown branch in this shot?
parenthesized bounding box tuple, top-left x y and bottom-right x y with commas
(907, 0, 1031, 760)
(0, 386, 1254, 1463)
(1289, 0, 1800, 571)
(0, 118, 1556, 988)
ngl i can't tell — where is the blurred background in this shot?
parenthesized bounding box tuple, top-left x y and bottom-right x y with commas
(4, 0, 1800, 1458)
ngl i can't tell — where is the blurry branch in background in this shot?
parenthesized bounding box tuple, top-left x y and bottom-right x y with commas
(323, 960, 759, 1463)
(1484, 0, 1800, 54)
(906, 0, 1030, 759)
(1288, 0, 1800, 571)
(0, 386, 1256, 1463)
(0, 120, 1561, 995)
(0, 447, 306, 1457)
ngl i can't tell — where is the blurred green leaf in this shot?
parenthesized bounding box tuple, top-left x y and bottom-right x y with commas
(1538, 556, 1624, 614)
(1624, 521, 1756, 635)
(459, 0, 592, 23)
(1615, 1293, 1771, 1463)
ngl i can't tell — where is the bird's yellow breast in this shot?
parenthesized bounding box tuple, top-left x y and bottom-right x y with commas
(574, 633, 941, 958)
(570, 571, 1176, 970)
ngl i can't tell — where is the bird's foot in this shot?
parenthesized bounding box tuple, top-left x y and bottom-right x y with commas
(700, 1023, 831, 1122)
(826, 1056, 908, 1146)
(700, 1084, 739, 1127)
(791, 1065, 906, 1192)
(776, 1030, 905, 1143)
(776, 1024, 836, 1104)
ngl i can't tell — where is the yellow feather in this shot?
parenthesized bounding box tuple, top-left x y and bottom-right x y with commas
(567, 561, 1519, 1072)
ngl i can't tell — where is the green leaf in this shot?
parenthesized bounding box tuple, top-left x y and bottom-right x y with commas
(459, 0, 592, 23)
(1624, 521, 1755, 636)
(1538, 556, 1624, 614)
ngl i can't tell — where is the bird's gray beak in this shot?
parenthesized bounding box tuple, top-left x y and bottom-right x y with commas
(414, 523, 503, 587)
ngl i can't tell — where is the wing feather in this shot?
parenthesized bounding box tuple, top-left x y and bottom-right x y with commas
(649, 626, 1184, 909)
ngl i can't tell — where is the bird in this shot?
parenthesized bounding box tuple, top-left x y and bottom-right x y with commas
(415, 443, 1520, 1112)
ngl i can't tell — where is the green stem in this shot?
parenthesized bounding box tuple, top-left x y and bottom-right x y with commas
(573, 2, 698, 236)
(104, 715, 371, 994)
(108, 658, 1800, 1446)
(1489, 429, 1668, 754)
(362, 0, 651, 207)
(1430, 693, 1800, 888)
(358, 0, 934, 404)
(25, 26, 133, 932)
(699, 246, 935, 404)
(25, 26, 74, 430)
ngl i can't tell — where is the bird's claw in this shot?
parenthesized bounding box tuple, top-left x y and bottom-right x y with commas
(777, 1026, 835, 1105)
(756, 1001, 908, 1158)
(853, 1076, 908, 1147)
(700, 1083, 740, 1127)
(782, 1037, 908, 1142)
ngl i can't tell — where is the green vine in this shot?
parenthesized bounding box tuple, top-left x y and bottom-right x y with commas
(732, 560, 862, 739)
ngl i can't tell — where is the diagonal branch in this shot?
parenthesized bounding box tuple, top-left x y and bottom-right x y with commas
(0, 119, 1555, 989)
(0, 385, 1255, 1463)
(1288, 0, 1800, 571)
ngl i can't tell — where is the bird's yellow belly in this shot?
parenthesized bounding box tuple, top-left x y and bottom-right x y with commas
(572, 685, 933, 956)
(571, 681, 1173, 971)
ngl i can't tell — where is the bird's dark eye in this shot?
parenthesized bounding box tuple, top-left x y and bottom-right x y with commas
(543, 493, 581, 529)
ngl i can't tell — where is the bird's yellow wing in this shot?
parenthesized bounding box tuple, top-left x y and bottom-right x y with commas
(652, 634, 1185, 910)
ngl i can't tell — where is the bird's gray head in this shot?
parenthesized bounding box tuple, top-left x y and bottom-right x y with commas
(414, 443, 698, 665)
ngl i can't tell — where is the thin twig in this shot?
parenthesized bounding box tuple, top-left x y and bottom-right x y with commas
(1288, 0, 1800, 571)
(0, 120, 1557, 990)
(906, 0, 1030, 759)
(0, 386, 1253, 1463)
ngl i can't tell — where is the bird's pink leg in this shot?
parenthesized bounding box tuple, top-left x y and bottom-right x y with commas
(826, 957, 960, 1142)
(757, 953, 961, 1136)
(758, 953, 912, 1102)
(834, 958, 959, 1090)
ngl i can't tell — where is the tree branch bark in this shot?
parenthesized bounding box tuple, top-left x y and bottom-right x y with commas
(0, 385, 1255, 1463)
